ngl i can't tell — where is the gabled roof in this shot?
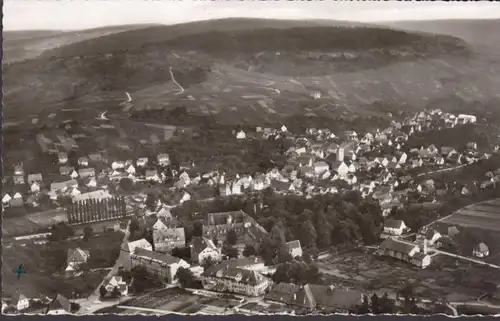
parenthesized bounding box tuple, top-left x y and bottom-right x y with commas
(202, 263, 266, 286)
(46, 294, 71, 314)
(67, 248, 90, 263)
(379, 238, 417, 255)
(132, 247, 183, 266)
(475, 242, 489, 252)
(190, 236, 217, 254)
(285, 240, 302, 251)
(153, 227, 185, 242)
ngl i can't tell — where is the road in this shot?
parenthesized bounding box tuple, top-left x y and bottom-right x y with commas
(169, 67, 185, 95)
(75, 221, 131, 315)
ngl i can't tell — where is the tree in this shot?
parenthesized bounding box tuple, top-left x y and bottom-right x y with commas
(129, 217, 139, 235)
(202, 256, 215, 270)
(226, 229, 238, 246)
(370, 293, 380, 314)
(145, 193, 158, 211)
(83, 226, 93, 242)
(222, 245, 239, 259)
(99, 285, 107, 298)
(111, 286, 122, 298)
(175, 267, 196, 288)
(358, 295, 370, 314)
(119, 178, 134, 193)
(242, 244, 256, 257)
(379, 292, 395, 314)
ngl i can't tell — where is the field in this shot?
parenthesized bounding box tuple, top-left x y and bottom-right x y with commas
(2, 232, 123, 300)
(103, 288, 239, 315)
(3, 208, 68, 238)
(439, 199, 500, 232)
(428, 198, 500, 264)
(316, 248, 500, 303)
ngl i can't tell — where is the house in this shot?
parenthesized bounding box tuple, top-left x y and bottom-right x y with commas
(2, 193, 12, 207)
(105, 276, 129, 296)
(14, 164, 24, 176)
(236, 130, 246, 140)
(285, 240, 303, 258)
(27, 173, 43, 184)
(332, 161, 349, 177)
(136, 157, 148, 167)
(145, 169, 161, 182)
(271, 180, 296, 194)
(46, 294, 71, 315)
(457, 114, 477, 124)
(180, 191, 191, 204)
(111, 161, 126, 170)
(59, 166, 74, 176)
(153, 227, 186, 253)
(467, 142, 478, 150)
(203, 210, 260, 241)
(58, 152, 68, 164)
(15, 294, 30, 311)
(88, 153, 103, 162)
(78, 157, 89, 167)
(473, 242, 489, 258)
(156, 206, 173, 219)
(51, 179, 76, 192)
(377, 238, 431, 269)
(157, 153, 170, 166)
(125, 239, 153, 254)
(126, 165, 136, 175)
(419, 228, 442, 246)
(131, 248, 190, 284)
(265, 283, 363, 313)
(69, 170, 79, 179)
(30, 182, 41, 193)
(383, 219, 408, 235)
(398, 152, 408, 164)
(66, 248, 90, 271)
(78, 168, 96, 178)
(202, 263, 270, 296)
(73, 190, 112, 202)
(13, 175, 25, 185)
(441, 146, 457, 157)
(10, 192, 23, 207)
(243, 225, 269, 250)
(313, 161, 329, 175)
(281, 125, 288, 132)
(189, 237, 221, 264)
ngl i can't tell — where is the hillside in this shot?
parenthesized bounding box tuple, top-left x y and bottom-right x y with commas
(4, 19, 499, 122)
(3, 24, 158, 64)
(380, 19, 500, 52)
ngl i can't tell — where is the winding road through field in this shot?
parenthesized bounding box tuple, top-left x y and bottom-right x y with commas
(169, 67, 185, 95)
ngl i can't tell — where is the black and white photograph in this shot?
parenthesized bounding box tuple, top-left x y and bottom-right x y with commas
(3, 0, 500, 316)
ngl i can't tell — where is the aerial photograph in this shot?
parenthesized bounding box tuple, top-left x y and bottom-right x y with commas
(3, 0, 500, 316)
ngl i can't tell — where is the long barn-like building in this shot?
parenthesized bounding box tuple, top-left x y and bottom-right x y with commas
(66, 196, 130, 225)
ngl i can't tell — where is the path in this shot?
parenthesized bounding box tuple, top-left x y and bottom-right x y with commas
(417, 164, 467, 178)
(97, 111, 109, 120)
(75, 220, 131, 314)
(169, 67, 185, 95)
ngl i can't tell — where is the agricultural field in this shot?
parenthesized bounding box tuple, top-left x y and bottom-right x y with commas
(439, 199, 500, 232)
(429, 198, 500, 264)
(316, 248, 499, 303)
(3, 209, 67, 238)
(113, 288, 238, 315)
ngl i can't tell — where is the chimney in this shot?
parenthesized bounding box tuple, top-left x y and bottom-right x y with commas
(423, 239, 428, 254)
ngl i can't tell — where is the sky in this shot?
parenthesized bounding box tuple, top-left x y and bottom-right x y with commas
(4, 0, 500, 31)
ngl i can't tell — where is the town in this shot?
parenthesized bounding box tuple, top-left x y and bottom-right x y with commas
(4, 106, 500, 316)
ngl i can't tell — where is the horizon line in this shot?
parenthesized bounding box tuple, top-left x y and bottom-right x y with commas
(4, 16, 499, 32)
